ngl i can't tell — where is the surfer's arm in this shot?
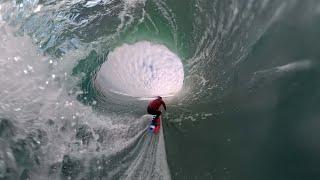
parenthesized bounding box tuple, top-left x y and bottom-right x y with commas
(162, 101, 167, 111)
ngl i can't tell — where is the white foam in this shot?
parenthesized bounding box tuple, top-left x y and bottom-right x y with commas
(95, 41, 184, 98)
(276, 60, 312, 72)
(84, 0, 102, 8)
(0, 20, 172, 180)
(33, 5, 42, 13)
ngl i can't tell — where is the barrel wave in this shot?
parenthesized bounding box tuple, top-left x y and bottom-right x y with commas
(1, 0, 320, 180)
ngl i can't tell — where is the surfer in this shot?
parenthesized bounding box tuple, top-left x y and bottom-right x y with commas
(147, 96, 166, 120)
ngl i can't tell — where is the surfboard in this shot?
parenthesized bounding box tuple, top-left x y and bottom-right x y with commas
(148, 116, 161, 134)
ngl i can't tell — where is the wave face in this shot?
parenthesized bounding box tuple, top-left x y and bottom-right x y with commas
(2, 0, 320, 179)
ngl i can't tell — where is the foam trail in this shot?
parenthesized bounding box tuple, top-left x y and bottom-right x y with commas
(123, 123, 171, 180)
(81, 115, 171, 180)
(248, 60, 314, 90)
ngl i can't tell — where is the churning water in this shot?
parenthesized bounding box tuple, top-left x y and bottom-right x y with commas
(1, 0, 320, 180)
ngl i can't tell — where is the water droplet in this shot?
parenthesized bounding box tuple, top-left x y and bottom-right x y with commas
(14, 108, 21, 111)
(14, 56, 21, 61)
(34, 5, 42, 13)
(27, 65, 33, 71)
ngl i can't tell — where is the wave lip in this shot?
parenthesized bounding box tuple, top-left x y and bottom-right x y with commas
(95, 41, 184, 98)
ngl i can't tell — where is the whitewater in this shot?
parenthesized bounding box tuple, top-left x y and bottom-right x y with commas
(0, 1, 173, 179)
(1, 0, 314, 179)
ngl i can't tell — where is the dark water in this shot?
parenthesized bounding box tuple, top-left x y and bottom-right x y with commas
(1, 0, 320, 179)
(166, 1, 320, 179)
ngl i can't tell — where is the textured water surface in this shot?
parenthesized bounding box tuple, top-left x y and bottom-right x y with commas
(1, 0, 320, 180)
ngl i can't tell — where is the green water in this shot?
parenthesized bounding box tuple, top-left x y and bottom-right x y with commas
(1, 0, 320, 179)
(166, 2, 320, 179)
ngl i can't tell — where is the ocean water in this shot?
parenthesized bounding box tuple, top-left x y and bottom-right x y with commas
(1, 0, 320, 179)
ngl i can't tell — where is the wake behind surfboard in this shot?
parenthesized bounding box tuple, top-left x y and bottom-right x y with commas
(148, 115, 161, 134)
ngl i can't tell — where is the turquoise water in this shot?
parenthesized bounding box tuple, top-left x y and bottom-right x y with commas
(1, 0, 320, 179)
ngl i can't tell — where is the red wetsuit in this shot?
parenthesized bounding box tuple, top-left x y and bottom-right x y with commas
(147, 98, 166, 119)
